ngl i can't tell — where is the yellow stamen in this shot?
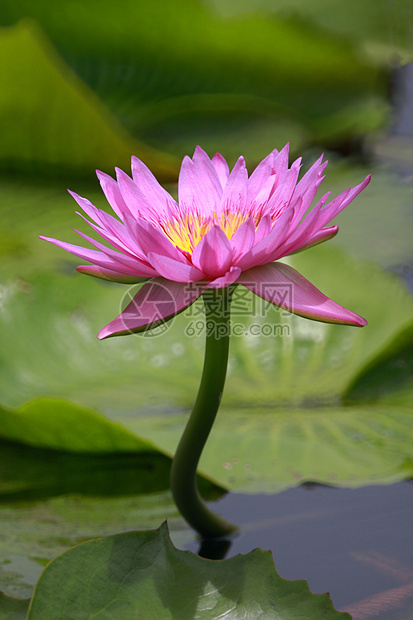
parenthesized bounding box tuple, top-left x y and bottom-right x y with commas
(161, 210, 260, 254)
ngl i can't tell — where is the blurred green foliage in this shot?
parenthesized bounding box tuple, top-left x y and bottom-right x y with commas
(0, 0, 393, 173)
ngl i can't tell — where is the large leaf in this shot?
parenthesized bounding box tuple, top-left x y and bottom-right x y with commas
(0, 20, 178, 179)
(344, 322, 413, 406)
(0, 594, 29, 620)
(0, 441, 219, 599)
(0, 399, 156, 453)
(21, 523, 347, 620)
(1, 473, 412, 607)
(123, 405, 413, 493)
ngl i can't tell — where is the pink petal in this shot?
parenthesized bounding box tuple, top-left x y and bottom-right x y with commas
(247, 148, 278, 202)
(218, 156, 248, 215)
(254, 214, 272, 244)
(178, 148, 222, 214)
(71, 192, 142, 261)
(73, 229, 154, 273)
(75, 211, 143, 259)
(131, 156, 173, 216)
(76, 265, 149, 283)
(236, 206, 295, 270)
(252, 174, 277, 208)
(116, 168, 162, 220)
(271, 193, 330, 259)
(207, 266, 241, 289)
(133, 218, 188, 264)
(96, 170, 131, 220)
(289, 226, 338, 255)
(39, 236, 156, 277)
(148, 252, 205, 282)
(68, 191, 103, 227)
(289, 155, 327, 226)
(268, 143, 290, 190)
(239, 262, 367, 326)
(316, 175, 371, 229)
(230, 218, 256, 263)
(263, 159, 301, 218)
(212, 152, 230, 188)
(191, 225, 232, 277)
(98, 278, 205, 339)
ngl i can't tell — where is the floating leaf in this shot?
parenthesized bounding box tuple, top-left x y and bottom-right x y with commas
(0, 399, 156, 454)
(0, 594, 30, 620)
(344, 322, 413, 406)
(22, 523, 348, 620)
(123, 405, 413, 493)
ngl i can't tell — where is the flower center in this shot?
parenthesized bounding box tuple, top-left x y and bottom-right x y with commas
(160, 210, 256, 254)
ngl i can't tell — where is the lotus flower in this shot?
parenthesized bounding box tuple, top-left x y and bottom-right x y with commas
(41, 145, 370, 338)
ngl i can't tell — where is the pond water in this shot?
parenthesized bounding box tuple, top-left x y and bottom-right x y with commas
(183, 482, 413, 619)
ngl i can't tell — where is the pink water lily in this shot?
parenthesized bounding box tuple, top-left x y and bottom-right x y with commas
(41, 144, 370, 338)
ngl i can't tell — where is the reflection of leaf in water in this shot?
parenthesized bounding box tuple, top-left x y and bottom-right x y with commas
(0, 440, 173, 501)
(343, 580, 413, 619)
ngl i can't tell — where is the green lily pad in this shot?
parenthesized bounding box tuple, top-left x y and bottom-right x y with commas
(0, 20, 178, 179)
(123, 404, 413, 493)
(21, 523, 348, 620)
(0, 494, 182, 600)
(0, 594, 30, 620)
(344, 322, 413, 406)
(0, 399, 156, 454)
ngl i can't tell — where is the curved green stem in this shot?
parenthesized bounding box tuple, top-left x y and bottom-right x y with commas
(170, 287, 238, 538)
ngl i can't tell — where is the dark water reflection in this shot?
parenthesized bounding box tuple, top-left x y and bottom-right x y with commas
(186, 482, 413, 619)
